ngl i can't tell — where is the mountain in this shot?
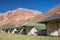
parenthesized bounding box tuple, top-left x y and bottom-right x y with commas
(0, 13, 3, 21)
(0, 8, 42, 26)
(31, 4, 60, 22)
(0, 4, 60, 27)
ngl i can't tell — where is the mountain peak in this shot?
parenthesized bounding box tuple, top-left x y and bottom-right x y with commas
(0, 8, 42, 26)
(55, 4, 60, 7)
(45, 4, 60, 15)
(16, 8, 42, 13)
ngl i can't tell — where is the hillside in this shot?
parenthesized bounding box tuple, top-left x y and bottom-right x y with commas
(0, 8, 42, 26)
(31, 4, 60, 22)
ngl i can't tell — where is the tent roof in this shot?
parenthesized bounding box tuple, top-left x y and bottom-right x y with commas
(40, 14, 60, 22)
(23, 22, 46, 30)
(2, 22, 46, 30)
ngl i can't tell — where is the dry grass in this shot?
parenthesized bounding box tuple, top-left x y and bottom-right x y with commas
(0, 33, 60, 40)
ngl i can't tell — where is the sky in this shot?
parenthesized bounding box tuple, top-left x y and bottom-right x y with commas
(0, 0, 60, 13)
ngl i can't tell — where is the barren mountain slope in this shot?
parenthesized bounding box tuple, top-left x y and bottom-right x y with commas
(0, 8, 42, 26)
(31, 4, 60, 22)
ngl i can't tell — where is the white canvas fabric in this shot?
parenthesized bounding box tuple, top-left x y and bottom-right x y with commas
(28, 27, 38, 35)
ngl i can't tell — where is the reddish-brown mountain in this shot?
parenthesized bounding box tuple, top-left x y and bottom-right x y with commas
(31, 4, 60, 22)
(0, 8, 42, 26)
